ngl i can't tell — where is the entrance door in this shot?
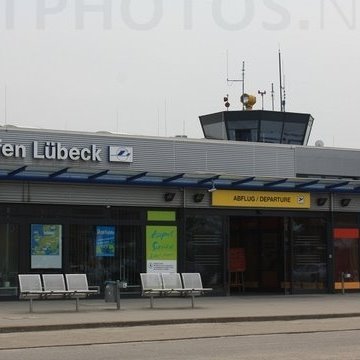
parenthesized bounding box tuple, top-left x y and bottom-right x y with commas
(229, 216, 328, 294)
(291, 217, 327, 292)
(229, 216, 285, 293)
(259, 218, 283, 290)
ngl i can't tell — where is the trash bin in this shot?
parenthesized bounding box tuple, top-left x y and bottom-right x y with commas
(104, 280, 127, 309)
(105, 281, 117, 303)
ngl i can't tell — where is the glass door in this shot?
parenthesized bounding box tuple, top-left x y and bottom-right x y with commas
(259, 217, 284, 291)
(291, 217, 327, 292)
(229, 216, 285, 293)
(185, 215, 225, 292)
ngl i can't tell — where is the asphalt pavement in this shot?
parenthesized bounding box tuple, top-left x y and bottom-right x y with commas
(1, 293, 360, 333)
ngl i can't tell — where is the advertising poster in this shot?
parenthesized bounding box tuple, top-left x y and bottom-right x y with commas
(146, 226, 177, 273)
(31, 224, 62, 269)
(96, 226, 115, 257)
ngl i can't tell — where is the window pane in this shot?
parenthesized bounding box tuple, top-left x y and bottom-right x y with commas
(259, 120, 283, 143)
(334, 213, 358, 228)
(282, 122, 306, 144)
(291, 218, 327, 290)
(68, 224, 142, 292)
(202, 122, 226, 140)
(0, 224, 19, 289)
(227, 120, 258, 142)
(119, 225, 142, 286)
(334, 238, 359, 282)
(185, 216, 224, 290)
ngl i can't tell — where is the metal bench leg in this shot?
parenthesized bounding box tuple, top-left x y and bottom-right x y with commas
(150, 295, 154, 309)
(29, 299, 33, 313)
(75, 297, 79, 312)
(191, 295, 195, 308)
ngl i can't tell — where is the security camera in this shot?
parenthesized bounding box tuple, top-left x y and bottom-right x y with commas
(208, 187, 217, 193)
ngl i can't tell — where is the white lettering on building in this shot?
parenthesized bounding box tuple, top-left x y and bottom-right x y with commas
(0, 140, 26, 158)
(32, 141, 102, 162)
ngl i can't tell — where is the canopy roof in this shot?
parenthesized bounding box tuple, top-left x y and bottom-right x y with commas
(0, 165, 359, 193)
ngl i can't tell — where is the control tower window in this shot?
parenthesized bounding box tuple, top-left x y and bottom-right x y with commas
(228, 120, 258, 142)
(259, 120, 283, 143)
(282, 122, 306, 144)
(235, 129, 253, 141)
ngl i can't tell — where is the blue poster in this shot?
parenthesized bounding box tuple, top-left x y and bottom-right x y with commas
(96, 226, 115, 257)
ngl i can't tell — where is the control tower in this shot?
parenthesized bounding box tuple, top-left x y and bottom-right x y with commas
(199, 110, 314, 146)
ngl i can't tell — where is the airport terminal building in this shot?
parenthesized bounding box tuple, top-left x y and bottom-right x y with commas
(1, 109, 360, 298)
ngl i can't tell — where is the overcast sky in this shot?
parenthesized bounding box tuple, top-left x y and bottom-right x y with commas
(0, 0, 359, 148)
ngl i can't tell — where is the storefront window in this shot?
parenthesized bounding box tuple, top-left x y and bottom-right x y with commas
(291, 217, 327, 291)
(334, 213, 358, 228)
(119, 225, 142, 286)
(334, 228, 359, 286)
(185, 215, 224, 290)
(0, 224, 19, 289)
(68, 224, 141, 291)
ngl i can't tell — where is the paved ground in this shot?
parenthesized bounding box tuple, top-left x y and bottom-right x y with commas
(2, 293, 360, 333)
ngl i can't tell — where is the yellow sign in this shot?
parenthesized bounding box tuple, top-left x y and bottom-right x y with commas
(212, 190, 311, 209)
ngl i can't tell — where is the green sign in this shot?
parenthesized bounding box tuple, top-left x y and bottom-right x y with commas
(146, 226, 177, 261)
(147, 211, 176, 222)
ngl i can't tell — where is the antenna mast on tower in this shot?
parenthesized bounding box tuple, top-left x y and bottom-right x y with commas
(227, 50, 246, 110)
(278, 50, 284, 112)
(271, 83, 275, 111)
(283, 74, 287, 112)
(278, 49, 287, 112)
(4, 85, 7, 127)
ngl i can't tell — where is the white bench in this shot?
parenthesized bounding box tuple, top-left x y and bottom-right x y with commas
(140, 273, 164, 309)
(140, 272, 212, 308)
(18, 273, 99, 312)
(43, 274, 73, 297)
(18, 274, 51, 313)
(65, 274, 99, 311)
